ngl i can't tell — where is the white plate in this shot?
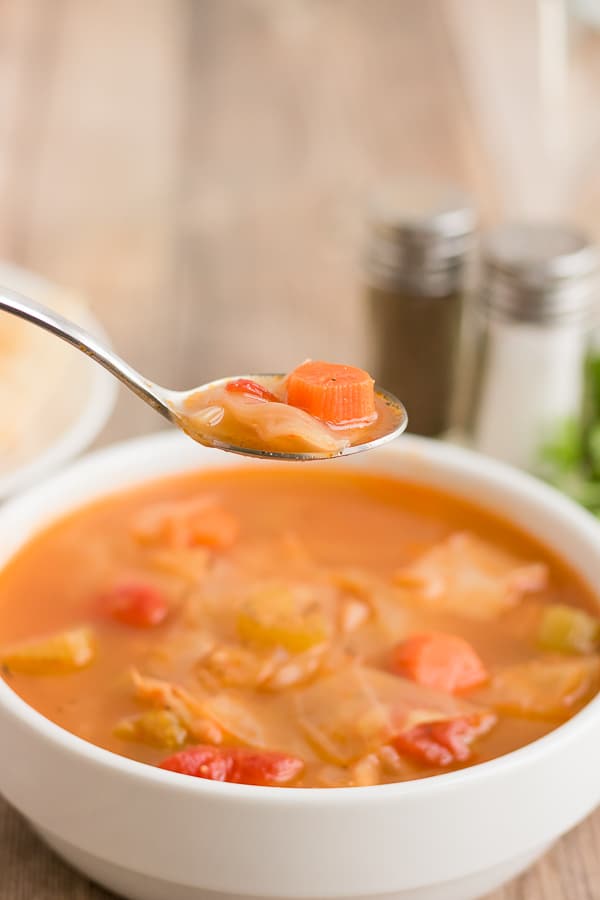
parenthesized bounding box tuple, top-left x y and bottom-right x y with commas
(0, 263, 117, 498)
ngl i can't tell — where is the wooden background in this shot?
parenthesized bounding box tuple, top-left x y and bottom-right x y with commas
(0, 1, 599, 897)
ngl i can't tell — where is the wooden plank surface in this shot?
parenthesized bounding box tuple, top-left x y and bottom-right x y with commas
(0, 2, 598, 898)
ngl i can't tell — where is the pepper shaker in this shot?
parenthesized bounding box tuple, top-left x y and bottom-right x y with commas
(364, 182, 476, 437)
(468, 223, 600, 470)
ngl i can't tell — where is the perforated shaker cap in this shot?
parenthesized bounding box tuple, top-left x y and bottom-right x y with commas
(483, 222, 600, 324)
(365, 180, 476, 294)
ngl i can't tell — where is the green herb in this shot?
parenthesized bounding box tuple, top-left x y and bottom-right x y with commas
(537, 351, 600, 516)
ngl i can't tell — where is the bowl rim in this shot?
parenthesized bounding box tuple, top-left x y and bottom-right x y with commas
(1, 429, 599, 807)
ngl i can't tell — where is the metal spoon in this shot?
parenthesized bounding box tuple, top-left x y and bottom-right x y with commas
(0, 286, 408, 460)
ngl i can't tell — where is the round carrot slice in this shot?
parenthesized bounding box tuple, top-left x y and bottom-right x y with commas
(391, 632, 488, 694)
(286, 360, 376, 426)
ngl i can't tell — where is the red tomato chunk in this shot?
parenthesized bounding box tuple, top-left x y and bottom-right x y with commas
(225, 379, 279, 403)
(100, 582, 169, 628)
(393, 713, 497, 767)
(159, 745, 304, 786)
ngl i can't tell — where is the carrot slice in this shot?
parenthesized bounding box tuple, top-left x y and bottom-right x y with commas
(391, 632, 488, 694)
(286, 360, 376, 426)
(188, 506, 239, 549)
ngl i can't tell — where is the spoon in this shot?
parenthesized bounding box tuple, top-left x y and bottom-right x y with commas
(0, 286, 408, 460)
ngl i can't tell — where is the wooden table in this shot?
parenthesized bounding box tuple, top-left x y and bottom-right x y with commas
(0, 2, 598, 897)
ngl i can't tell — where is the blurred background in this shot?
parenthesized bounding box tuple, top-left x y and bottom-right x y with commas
(2, 0, 600, 443)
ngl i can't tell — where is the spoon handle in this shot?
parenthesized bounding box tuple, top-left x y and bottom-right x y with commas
(0, 285, 174, 421)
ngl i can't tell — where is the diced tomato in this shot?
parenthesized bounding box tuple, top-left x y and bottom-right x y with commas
(391, 632, 488, 694)
(100, 582, 169, 628)
(161, 745, 230, 780)
(392, 712, 496, 767)
(227, 748, 304, 786)
(225, 379, 279, 403)
(159, 745, 304, 786)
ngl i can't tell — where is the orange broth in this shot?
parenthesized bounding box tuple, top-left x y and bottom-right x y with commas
(0, 467, 598, 787)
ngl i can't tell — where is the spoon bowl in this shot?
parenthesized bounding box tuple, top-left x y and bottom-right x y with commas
(169, 375, 407, 460)
(0, 287, 407, 460)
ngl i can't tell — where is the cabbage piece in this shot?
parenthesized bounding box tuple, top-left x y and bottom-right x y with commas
(1, 627, 95, 675)
(131, 496, 238, 550)
(130, 668, 205, 725)
(260, 645, 326, 691)
(197, 643, 266, 689)
(329, 567, 411, 642)
(149, 546, 211, 586)
(218, 391, 347, 455)
(201, 692, 267, 747)
(295, 665, 485, 765)
(477, 657, 600, 719)
(395, 532, 548, 620)
(131, 669, 227, 744)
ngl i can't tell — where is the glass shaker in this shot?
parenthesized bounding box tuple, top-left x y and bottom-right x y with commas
(468, 223, 600, 471)
(364, 182, 476, 437)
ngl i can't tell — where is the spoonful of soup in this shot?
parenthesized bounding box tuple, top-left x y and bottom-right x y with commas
(0, 287, 407, 460)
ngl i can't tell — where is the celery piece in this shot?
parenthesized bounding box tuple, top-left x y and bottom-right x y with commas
(1, 627, 95, 675)
(114, 709, 187, 749)
(538, 604, 600, 655)
(237, 584, 327, 652)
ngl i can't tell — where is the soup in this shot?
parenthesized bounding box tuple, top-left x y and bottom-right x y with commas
(175, 360, 402, 457)
(0, 467, 598, 788)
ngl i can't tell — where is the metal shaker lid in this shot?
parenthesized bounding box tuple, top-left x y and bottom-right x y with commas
(365, 181, 476, 295)
(483, 223, 600, 324)
(368, 180, 476, 261)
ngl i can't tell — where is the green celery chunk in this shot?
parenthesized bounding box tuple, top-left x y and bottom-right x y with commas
(538, 604, 600, 655)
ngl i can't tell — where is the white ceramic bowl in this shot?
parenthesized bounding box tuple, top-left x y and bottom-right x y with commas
(0, 432, 599, 900)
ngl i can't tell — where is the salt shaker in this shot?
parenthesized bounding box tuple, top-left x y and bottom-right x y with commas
(364, 182, 476, 437)
(468, 223, 600, 470)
